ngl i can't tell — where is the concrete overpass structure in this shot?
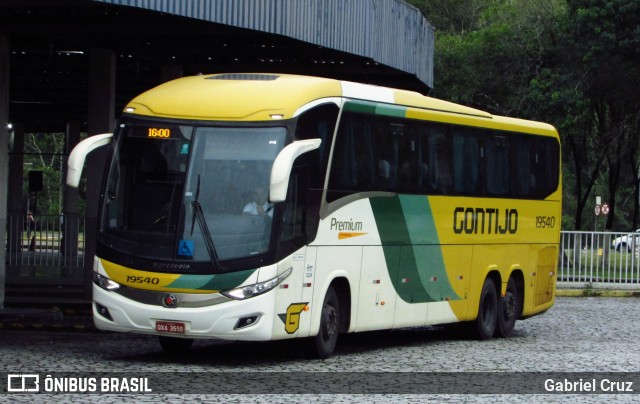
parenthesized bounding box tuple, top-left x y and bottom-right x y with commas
(0, 0, 434, 306)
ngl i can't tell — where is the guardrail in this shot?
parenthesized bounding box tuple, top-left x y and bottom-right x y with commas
(5, 213, 85, 272)
(559, 231, 640, 288)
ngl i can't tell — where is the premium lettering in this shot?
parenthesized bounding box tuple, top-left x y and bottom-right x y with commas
(330, 218, 363, 231)
(453, 207, 518, 234)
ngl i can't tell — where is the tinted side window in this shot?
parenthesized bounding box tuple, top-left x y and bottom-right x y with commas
(452, 128, 480, 195)
(326, 107, 559, 201)
(328, 112, 417, 201)
(532, 136, 560, 198)
(328, 111, 377, 201)
(485, 135, 510, 196)
(294, 104, 339, 189)
(417, 123, 452, 195)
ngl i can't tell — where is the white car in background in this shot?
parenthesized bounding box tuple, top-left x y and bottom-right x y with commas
(612, 229, 640, 252)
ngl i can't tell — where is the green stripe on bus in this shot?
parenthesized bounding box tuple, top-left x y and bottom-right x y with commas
(344, 101, 407, 118)
(398, 195, 461, 302)
(370, 195, 460, 303)
(344, 100, 377, 114)
(375, 104, 406, 117)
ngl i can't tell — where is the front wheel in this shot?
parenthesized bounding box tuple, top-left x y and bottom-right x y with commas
(311, 286, 340, 359)
(474, 278, 498, 340)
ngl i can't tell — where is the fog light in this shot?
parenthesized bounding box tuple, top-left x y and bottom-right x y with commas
(235, 315, 259, 330)
(95, 303, 113, 321)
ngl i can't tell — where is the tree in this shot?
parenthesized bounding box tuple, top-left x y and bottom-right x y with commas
(408, 0, 640, 230)
(556, 0, 640, 230)
(23, 132, 66, 216)
(411, 0, 566, 115)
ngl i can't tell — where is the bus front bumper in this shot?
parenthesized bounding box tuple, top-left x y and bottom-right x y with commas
(92, 285, 276, 341)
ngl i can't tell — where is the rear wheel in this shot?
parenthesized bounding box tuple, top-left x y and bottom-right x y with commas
(495, 277, 518, 338)
(311, 286, 340, 359)
(159, 336, 193, 354)
(475, 278, 498, 340)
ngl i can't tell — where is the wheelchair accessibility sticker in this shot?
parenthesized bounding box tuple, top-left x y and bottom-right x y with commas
(178, 240, 194, 257)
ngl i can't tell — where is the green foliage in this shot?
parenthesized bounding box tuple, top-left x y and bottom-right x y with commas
(413, 0, 567, 115)
(22, 132, 86, 217)
(564, 0, 640, 231)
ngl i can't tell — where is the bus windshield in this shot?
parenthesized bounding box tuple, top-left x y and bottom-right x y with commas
(100, 118, 287, 268)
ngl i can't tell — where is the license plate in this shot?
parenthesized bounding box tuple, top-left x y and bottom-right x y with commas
(155, 321, 185, 334)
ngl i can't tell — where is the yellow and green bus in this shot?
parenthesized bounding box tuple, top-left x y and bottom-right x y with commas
(67, 73, 561, 358)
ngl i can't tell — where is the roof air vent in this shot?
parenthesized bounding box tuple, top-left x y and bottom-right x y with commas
(207, 73, 279, 81)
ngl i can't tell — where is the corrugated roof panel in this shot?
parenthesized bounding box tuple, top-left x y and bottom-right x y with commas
(95, 0, 434, 88)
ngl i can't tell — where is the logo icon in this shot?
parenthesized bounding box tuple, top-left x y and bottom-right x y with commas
(162, 294, 178, 308)
(8, 374, 40, 392)
(278, 302, 309, 334)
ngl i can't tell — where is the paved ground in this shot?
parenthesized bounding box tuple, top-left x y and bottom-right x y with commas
(1, 296, 640, 403)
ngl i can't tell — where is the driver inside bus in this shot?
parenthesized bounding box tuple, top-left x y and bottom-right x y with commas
(243, 187, 273, 217)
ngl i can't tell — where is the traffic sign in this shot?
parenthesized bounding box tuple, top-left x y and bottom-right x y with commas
(601, 203, 610, 215)
(595, 205, 601, 216)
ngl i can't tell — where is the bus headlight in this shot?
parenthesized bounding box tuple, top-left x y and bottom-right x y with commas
(221, 268, 292, 300)
(93, 272, 121, 291)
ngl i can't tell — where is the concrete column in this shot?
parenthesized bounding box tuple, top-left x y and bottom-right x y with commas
(7, 123, 24, 255)
(62, 121, 80, 267)
(0, 33, 10, 308)
(84, 49, 115, 298)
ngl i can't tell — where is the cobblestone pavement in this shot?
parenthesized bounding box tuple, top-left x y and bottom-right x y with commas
(2, 297, 640, 403)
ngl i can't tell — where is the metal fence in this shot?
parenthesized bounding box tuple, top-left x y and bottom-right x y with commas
(4, 220, 638, 289)
(5, 213, 85, 277)
(559, 230, 640, 289)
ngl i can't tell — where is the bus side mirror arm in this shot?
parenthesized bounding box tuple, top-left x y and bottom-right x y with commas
(66, 133, 113, 188)
(270, 139, 321, 202)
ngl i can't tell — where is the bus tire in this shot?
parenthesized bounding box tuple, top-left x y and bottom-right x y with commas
(495, 277, 518, 338)
(475, 277, 498, 340)
(312, 286, 340, 359)
(159, 336, 193, 354)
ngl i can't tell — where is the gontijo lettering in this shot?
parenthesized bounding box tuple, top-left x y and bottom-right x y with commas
(453, 207, 518, 234)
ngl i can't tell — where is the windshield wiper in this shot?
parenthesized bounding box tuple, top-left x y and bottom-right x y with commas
(190, 174, 222, 269)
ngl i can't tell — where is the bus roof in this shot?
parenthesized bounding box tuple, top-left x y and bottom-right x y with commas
(126, 73, 342, 121)
(124, 73, 557, 136)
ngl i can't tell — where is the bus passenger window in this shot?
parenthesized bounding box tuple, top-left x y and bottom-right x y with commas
(485, 135, 510, 196)
(328, 112, 377, 197)
(515, 136, 533, 197)
(452, 130, 479, 195)
(533, 137, 560, 197)
(421, 126, 452, 195)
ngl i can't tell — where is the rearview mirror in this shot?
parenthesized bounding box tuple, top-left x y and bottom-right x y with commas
(270, 139, 321, 202)
(66, 133, 113, 187)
